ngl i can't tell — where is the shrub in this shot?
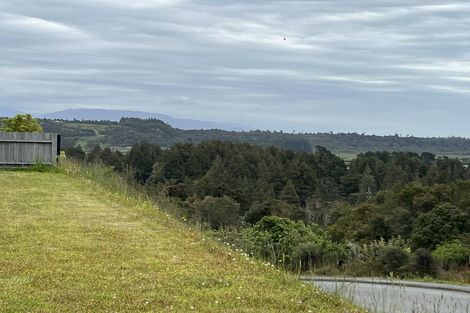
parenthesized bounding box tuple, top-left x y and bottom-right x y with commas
(410, 204, 469, 250)
(196, 196, 240, 229)
(433, 240, 470, 269)
(240, 216, 339, 268)
(344, 237, 410, 276)
(380, 246, 409, 275)
(244, 199, 307, 224)
(291, 242, 325, 271)
(63, 145, 86, 161)
(1, 114, 42, 132)
(408, 248, 436, 276)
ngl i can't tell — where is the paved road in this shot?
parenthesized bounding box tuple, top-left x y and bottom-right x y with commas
(303, 277, 470, 313)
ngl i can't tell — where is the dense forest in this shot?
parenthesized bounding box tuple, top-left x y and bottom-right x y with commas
(42, 118, 470, 156)
(65, 141, 470, 281)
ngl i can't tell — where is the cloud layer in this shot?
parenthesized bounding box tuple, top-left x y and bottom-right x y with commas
(1, 0, 470, 136)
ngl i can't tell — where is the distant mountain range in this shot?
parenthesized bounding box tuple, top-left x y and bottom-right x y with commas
(39, 109, 246, 131)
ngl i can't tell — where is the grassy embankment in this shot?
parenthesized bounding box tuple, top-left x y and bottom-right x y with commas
(0, 166, 363, 312)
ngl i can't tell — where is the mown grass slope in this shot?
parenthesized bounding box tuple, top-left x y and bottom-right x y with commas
(0, 171, 362, 312)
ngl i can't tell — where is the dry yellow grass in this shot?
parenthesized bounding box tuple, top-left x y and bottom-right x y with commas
(0, 170, 363, 312)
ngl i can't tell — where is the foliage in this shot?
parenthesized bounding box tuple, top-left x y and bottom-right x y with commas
(239, 216, 342, 270)
(85, 146, 125, 172)
(196, 196, 240, 229)
(292, 242, 345, 272)
(128, 142, 161, 183)
(63, 145, 86, 161)
(280, 179, 301, 206)
(333, 182, 470, 253)
(410, 204, 469, 250)
(1, 114, 43, 132)
(245, 199, 307, 224)
(343, 237, 410, 276)
(380, 246, 409, 275)
(408, 248, 437, 277)
(432, 240, 470, 268)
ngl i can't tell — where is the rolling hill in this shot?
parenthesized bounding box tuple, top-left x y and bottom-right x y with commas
(0, 168, 361, 312)
(40, 118, 470, 158)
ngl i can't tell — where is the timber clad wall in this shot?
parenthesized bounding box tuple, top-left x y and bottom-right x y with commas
(0, 132, 59, 167)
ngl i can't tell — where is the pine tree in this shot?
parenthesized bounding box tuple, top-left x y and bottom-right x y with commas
(196, 155, 229, 197)
(359, 165, 376, 199)
(128, 143, 161, 183)
(280, 179, 300, 206)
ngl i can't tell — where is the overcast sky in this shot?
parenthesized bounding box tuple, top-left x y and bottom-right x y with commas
(1, 0, 470, 136)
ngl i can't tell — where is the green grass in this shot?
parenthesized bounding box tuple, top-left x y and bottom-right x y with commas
(332, 151, 360, 162)
(0, 170, 363, 312)
(65, 123, 113, 133)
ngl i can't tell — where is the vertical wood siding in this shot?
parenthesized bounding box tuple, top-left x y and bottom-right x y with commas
(0, 132, 58, 166)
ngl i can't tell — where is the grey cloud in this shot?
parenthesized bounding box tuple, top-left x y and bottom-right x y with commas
(1, 0, 470, 136)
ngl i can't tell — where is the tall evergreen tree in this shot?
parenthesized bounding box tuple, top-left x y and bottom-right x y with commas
(128, 143, 161, 183)
(196, 155, 230, 197)
(280, 179, 300, 206)
(359, 165, 376, 199)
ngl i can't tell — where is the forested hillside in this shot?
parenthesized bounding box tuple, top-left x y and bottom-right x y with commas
(42, 118, 470, 157)
(66, 142, 470, 282)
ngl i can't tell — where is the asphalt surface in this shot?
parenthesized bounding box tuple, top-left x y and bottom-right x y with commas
(303, 277, 470, 313)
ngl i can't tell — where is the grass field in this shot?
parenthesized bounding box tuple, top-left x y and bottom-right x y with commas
(0, 170, 362, 312)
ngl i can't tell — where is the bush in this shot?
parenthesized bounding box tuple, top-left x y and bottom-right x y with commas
(240, 216, 339, 268)
(291, 242, 325, 271)
(196, 196, 240, 229)
(63, 146, 86, 161)
(410, 204, 469, 250)
(1, 114, 42, 132)
(244, 199, 307, 224)
(408, 248, 436, 276)
(380, 246, 409, 275)
(433, 240, 470, 269)
(344, 237, 410, 277)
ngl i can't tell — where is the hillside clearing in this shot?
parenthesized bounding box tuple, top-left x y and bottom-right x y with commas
(0, 171, 361, 312)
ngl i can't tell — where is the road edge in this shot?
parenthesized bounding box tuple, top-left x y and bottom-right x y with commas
(301, 276, 470, 294)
